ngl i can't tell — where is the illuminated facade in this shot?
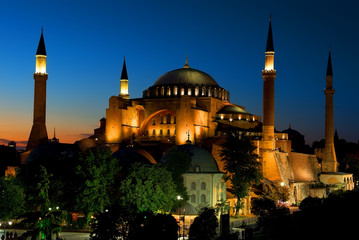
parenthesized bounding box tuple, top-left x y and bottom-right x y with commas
(105, 58, 261, 147)
(95, 19, 354, 209)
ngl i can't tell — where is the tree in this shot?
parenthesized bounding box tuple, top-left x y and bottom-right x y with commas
(19, 165, 65, 239)
(162, 146, 192, 208)
(0, 176, 25, 221)
(90, 204, 132, 240)
(75, 148, 120, 223)
(189, 207, 218, 240)
(120, 162, 178, 213)
(220, 131, 262, 216)
(260, 180, 290, 203)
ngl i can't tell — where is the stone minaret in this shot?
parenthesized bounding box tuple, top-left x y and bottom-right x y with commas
(322, 50, 337, 172)
(26, 29, 48, 151)
(119, 58, 129, 99)
(261, 18, 281, 180)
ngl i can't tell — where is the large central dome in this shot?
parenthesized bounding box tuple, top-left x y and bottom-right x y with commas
(143, 60, 230, 101)
(153, 68, 219, 87)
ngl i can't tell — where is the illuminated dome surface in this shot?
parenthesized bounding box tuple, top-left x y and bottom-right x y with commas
(153, 68, 219, 87)
(143, 63, 230, 100)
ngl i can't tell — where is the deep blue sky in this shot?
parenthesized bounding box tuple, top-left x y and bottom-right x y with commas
(1, 0, 358, 147)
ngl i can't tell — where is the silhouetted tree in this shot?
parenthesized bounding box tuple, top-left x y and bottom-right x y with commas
(220, 131, 262, 216)
(189, 207, 218, 240)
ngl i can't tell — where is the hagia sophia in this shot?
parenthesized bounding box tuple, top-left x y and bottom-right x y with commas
(17, 19, 354, 217)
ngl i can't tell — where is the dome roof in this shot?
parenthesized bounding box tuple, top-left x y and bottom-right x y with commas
(153, 68, 219, 87)
(161, 144, 221, 173)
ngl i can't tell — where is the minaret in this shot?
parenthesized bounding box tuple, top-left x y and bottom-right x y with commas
(322, 50, 337, 172)
(119, 57, 129, 99)
(261, 18, 280, 180)
(26, 29, 49, 151)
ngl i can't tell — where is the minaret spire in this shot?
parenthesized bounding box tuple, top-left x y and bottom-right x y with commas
(27, 28, 49, 151)
(261, 17, 280, 181)
(266, 17, 274, 52)
(119, 57, 129, 99)
(322, 49, 337, 172)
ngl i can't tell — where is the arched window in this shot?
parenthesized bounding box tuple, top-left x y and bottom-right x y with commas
(152, 129, 156, 136)
(161, 86, 165, 96)
(156, 87, 159, 96)
(191, 194, 196, 203)
(208, 88, 212, 97)
(160, 129, 163, 136)
(160, 116, 164, 124)
(167, 129, 171, 136)
(152, 119, 156, 125)
(174, 86, 178, 96)
(201, 182, 206, 190)
(188, 88, 192, 95)
(167, 87, 171, 96)
(191, 182, 196, 190)
(174, 116, 176, 124)
(195, 87, 199, 96)
(201, 194, 206, 203)
(202, 86, 206, 96)
(181, 88, 185, 95)
(145, 130, 149, 136)
(195, 166, 201, 172)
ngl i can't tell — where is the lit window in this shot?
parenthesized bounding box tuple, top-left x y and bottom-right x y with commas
(202, 87, 206, 96)
(195, 87, 199, 96)
(208, 89, 211, 97)
(167, 87, 171, 96)
(161, 87, 165, 96)
(188, 88, 192, 95)
(220, 115, 224, 120)
(174, 86, 178, 95)
(181, 88, 185, 95)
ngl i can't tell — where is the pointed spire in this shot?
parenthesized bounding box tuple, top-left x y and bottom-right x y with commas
(36, 27, 47, 56)
(121, 57, 128, 79)
(266, 16, 274, 52)
(184, 55, 190, 68)
(326, 49, 333, 76)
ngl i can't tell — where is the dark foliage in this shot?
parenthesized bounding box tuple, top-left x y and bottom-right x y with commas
(90, 207, 178, 240)
(254, 190, 359, 239)
(189, 207, 218, 240)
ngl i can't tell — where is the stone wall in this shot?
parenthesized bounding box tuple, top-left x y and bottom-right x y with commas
(290, 152, 320, 182)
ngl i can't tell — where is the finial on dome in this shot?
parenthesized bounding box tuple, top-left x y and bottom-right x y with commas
(184, 55, 190, 68)
(186, 131, 192, 144)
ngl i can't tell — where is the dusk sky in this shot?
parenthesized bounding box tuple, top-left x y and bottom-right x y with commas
(1, 0, 358, 149)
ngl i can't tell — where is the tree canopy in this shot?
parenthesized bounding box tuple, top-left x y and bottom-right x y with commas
(120, 162, 178, 213)
(220, 131, 262, 214)
(162, 146, 192, 207)
(0, 176, 25, 221)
